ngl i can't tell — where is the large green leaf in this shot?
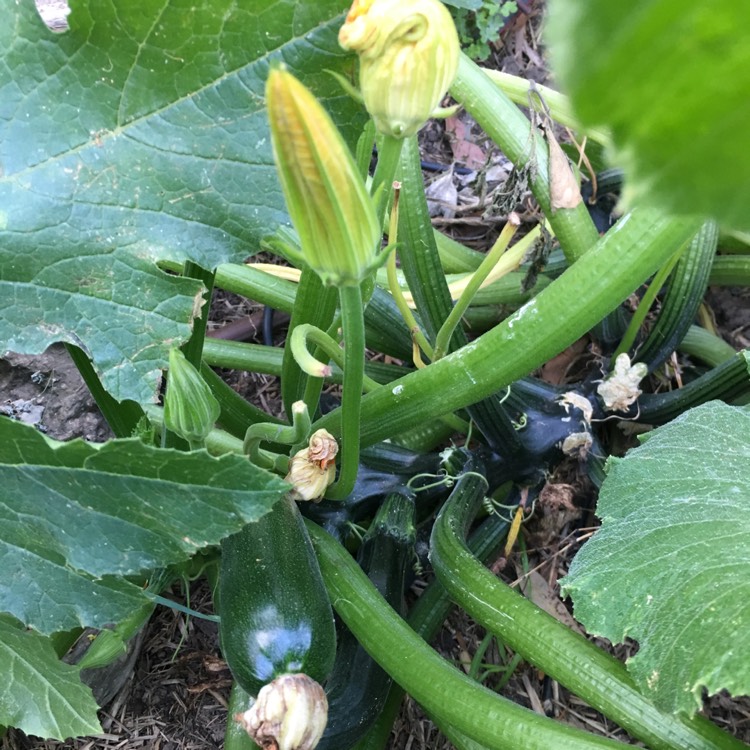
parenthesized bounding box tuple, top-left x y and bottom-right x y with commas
(0, 616, 101, 740)
(562, 402, 750, 715)
(0, 0, 362, 404)
(0, 257, 204, 405)
(0, 416, 288, 635)
(545, 1, 750, 232)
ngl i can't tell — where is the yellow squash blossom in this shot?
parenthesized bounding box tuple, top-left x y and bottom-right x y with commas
(266, 68, 380, 287)
(339, 0, 460, 138)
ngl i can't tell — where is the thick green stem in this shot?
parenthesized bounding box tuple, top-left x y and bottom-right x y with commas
(371, 135, 404, 230)
(678, 325, 737, 367)
(634, 221, 718, 371)
(435, 228, 486, 273)
(638, 350, 750, 424)
(709, 254, 750, 285)
(312, 210, 701, 447)
(386, 247, 434, 362)
(398, 133, 523, 452)
(480, 68, 611, 147)
(202, 337, 408, 387)
(308, 521, 625, 750)
(451, 54, 601, 264)
(429, 474, 745, 750)
(385, 186, 434, 361)
(212, 262, 297, 311)
(354, 483, 514, 750)
(326, 284, 366, 500)
(397, 135, 455, 342)
(287, 324, 481, 442)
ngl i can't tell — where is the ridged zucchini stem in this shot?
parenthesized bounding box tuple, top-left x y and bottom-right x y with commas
(308, 520, 627, 750)
(313, 210, 701, 447)
(429, 473, 746, 750)
(201, 339, 408, 388)
(397, 135, 456, 343)
(386, 188, 434, 362)
(624, 221, 718, 371)
(637, 350, 750, 424)
(480, 68, 611, 148)
(709, 254, 750, 286)
(613, 245, 685, 359)
(451, 54, 601, 264)
(434, 228, 485, 273)
(371, 134, 404, 231)
(354, 476, 514, 750)
(678, 325, 737, 368)
(398, 134, 524, 453)
(432, 215, 521, 361)
(189, 260, 298, 313)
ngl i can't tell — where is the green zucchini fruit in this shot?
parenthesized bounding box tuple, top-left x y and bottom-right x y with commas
(317, 490, 415, 750)
(219, 495, 336, 697)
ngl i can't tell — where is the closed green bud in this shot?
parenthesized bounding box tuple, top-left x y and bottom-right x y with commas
(163, 348, 220, 446)
(339, 0, 460, 138)
(266, 68, 380, 287)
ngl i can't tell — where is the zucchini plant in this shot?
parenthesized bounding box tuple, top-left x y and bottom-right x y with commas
(0, 0, 748, 748)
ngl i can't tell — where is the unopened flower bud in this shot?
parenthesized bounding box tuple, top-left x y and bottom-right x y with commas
(163, 348, 220, 445)
(339, 0, 460, 138)
(237, 673, 328, 750)
(285, 429, 338, 502)
(266, 68, 380, 287)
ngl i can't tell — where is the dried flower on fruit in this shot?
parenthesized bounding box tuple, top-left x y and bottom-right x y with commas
(597, 353, 648, 412)
(285, 429, 338, 502)
(236, 673, 328, 750)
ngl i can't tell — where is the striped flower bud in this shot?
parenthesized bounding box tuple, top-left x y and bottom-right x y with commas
(163, 348, 220, 446)
(339, 0, 460, 138)
(266, 68, 380, 287)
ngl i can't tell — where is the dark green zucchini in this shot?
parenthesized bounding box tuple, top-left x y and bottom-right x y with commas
(317, 491, 415, 749)
(300, 443, 444, 542)
(219, 495, 336, 697)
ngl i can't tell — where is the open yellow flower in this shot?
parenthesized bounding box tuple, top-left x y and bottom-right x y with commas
(266, 68, 380, 287)
(339, 0, 460, 138)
